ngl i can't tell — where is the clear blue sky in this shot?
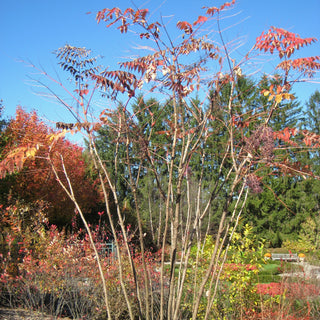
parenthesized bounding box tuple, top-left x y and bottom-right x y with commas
(1, 0, 319, 129)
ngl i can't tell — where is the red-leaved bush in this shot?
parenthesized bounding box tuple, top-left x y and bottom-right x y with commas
(257, 281, 320, 299)
(0, 206, 164, 319)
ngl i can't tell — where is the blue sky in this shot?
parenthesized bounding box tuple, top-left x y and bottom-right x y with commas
(1, 0, 319, 132)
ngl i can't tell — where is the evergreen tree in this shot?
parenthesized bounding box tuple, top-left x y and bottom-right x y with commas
(302, 90, 320, 175)
(240, 76, 307, 246)
(305, 90, 320, 134)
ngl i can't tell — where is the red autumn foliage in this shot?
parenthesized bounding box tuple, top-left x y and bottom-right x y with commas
(204, 0, 236, 16)
(0, 107, 100, 226)
(255, 26, 320, 81)
(96, 7, 150, 34)
(193, 16, 208, 26)
(255, 26, 317, 59)
(0, 211, 164, 319)
(273, 127, 298, 146)
(177, 21, 193, 34)
(256, 281, 320, 299)
(277, 57, 320, 78)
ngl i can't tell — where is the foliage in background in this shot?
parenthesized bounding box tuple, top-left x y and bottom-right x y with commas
(0, 107, 101, 227)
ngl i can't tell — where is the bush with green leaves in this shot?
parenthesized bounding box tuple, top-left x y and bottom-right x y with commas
(183, 224, 265, 319)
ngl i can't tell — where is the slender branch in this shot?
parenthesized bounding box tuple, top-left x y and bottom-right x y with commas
(48, 152, 112, 319)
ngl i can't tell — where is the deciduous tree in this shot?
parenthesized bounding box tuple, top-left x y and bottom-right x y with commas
(0, 107, 100, 227)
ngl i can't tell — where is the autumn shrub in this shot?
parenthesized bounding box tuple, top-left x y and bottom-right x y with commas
(254, 278, 320, 320)
(0, 212, 100, 318)
(257, 281, 320, 299)
(0, 206, 164, 319)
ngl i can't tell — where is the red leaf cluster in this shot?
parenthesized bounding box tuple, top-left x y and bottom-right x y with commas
(177, 21, 193, 34)
(177, 1, 235, 34)
(273, 127, 298, 146)
(74, 88, 89, 96)
(193, 16, 208, 26)
(301, 130, 320, 147)
(92, 69, 137, 98)
(120, 52, 165, 74)
(274, 127, 320, 149)
(277, 56, 320, 78)
(255, 26, 317, 59)
(203, 0, 236, 16)
(96, 7, 151, 35)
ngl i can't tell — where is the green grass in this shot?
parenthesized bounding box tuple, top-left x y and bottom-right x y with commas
(262, 263, 280, 273)
(255, 260, 305, 283)
(254, 262, 281, 283)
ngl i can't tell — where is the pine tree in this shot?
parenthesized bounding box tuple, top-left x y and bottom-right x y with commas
(240, 76, 306, 246)
(305, 90, 320, 134)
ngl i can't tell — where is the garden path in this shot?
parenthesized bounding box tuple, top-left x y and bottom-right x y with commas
(279, 261, 320, 280)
